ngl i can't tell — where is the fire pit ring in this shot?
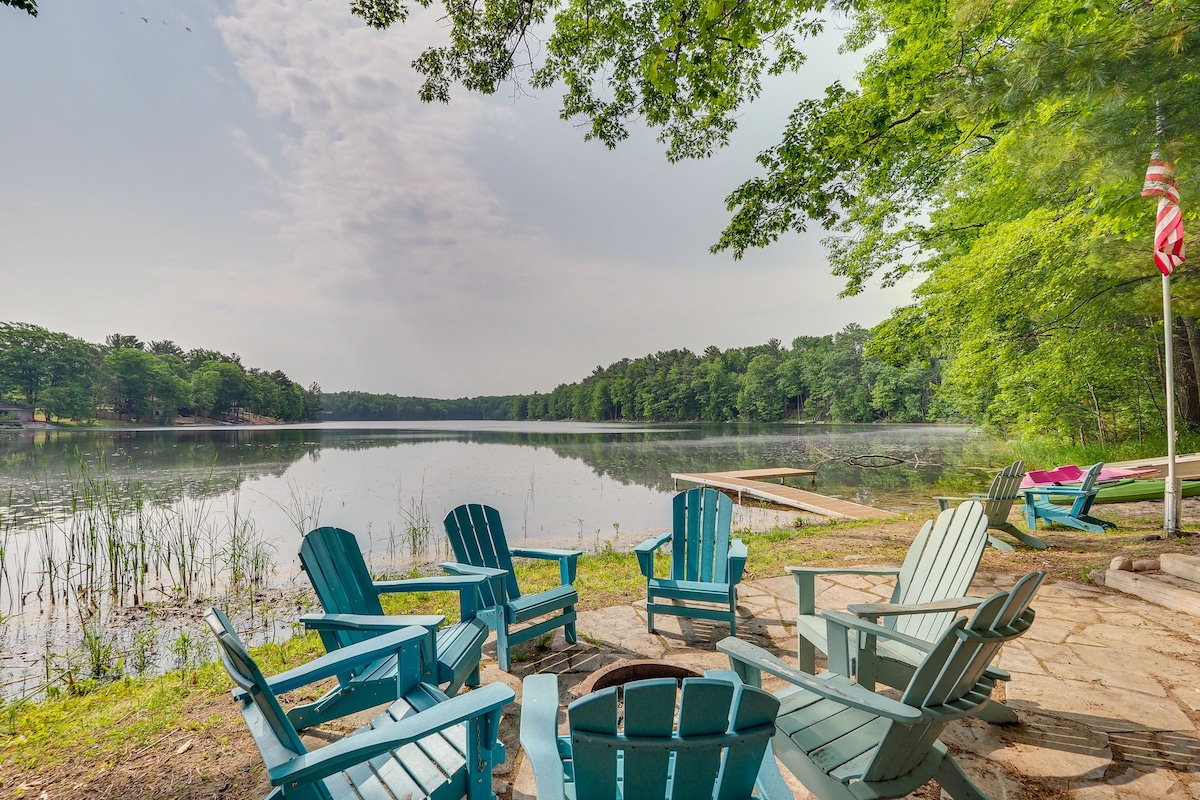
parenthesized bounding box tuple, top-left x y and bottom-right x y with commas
(578, 659, 703, 695)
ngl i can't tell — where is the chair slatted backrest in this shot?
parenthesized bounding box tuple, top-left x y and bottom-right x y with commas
(300, 527, 385, 649)
(204, 607, 312, 779)
(567, 677, 779, 800)
(444, 504, 521, 603)
(983, 460, 1025, 523)
(671, 488, 734, 584)
(1071, 463, 1105, 515)
(890, 501, 988, 642)
(864, 571, 1045, 782)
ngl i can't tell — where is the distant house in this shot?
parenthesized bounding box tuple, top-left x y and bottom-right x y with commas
(0, 404, 34, 427)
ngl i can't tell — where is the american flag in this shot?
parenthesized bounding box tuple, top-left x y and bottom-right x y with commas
(1143, 157, 1186, 275)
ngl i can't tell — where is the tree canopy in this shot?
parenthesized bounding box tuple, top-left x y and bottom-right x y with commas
(0, 322, 321, 424)
(1, 0, 36, 17)
(351, 0, 1200, 443)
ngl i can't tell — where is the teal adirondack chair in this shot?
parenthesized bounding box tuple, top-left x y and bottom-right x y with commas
(520, 670, 790, 800)
(635, 488, 747, 636)
(719, 571, 1046, 800)
(933, 460, 1047, 551)
(205, 606, 514, 800)
(294, 527, 498, 728)
(1022, 462, 1116, 534)
(442, 504, 580, 672)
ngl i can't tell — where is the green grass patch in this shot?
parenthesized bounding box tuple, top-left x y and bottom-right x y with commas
(0, 629, 327, 771)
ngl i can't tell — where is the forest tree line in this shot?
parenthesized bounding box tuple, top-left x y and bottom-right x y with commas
(0, 323, 321, 423)
(321, 324, 945, 424)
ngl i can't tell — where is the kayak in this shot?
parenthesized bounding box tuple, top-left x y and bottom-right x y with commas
(1046, 478, 1200, 504)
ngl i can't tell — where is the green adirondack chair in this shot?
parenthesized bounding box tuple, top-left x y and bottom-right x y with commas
(520, 670, 790, 800)
(933, 460, 1047, 551)
(443, 504, 580, 672)
(294, 526, 499, 729)
(635, 487, 748, 636)
(789, 500, 1022, 724)
(718, 571, 1046, 800)
(205, 606, 514, 800)
(1022, 461, 1116, 534)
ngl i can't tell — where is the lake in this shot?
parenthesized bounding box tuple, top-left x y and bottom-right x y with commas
(0, 420, 996, 697)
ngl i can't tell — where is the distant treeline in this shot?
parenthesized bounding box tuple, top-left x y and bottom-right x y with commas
(320, 392, 515, 421)
(322, 324, 946, 423)
(0, 323, 321, 423)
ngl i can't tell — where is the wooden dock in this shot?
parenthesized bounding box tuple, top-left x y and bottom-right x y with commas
(671, 469, 893, 521)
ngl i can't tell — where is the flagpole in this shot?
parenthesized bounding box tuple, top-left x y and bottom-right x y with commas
(1163, 271, 1181, 535)
(1153, 103, 1181, 536)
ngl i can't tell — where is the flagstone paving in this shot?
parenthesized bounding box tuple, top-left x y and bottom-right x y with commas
(479, 570, 1200, 800)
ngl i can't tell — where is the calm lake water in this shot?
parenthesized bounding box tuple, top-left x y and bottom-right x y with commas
(0, 420, 997, 698)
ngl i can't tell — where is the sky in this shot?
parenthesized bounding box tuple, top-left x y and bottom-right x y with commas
(1, 1, 918, 398)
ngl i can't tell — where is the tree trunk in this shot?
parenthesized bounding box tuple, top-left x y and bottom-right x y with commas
(1182, 317, 1200, 430)
(1087, 382, 1105, 445)
(1175, 323, 1195, 430)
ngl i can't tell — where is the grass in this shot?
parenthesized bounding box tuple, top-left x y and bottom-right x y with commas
(0, 628, 326, 772)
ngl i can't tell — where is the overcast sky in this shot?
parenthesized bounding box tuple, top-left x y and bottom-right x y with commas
(1, 1, 917, 397)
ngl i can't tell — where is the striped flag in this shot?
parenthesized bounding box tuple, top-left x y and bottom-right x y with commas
(1143, 157, 1186, 275)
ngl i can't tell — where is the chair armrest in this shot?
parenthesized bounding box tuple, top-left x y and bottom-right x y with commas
(509, 547, 581, 585)
(510, 547, 582, 559)
(821, 610, 938, 653)
(270, 682, 515, 787)
(728, 538, 748, 585)
(373, 574, 490, 593)
(379, 572, 502, 621)
(1021, 486, 1087, 497)
(786, 566, 902, 576)
(847, 596, 983, 620)
(931, 495, 969, 511)
(260, 626, 434, 696)
(439, 562, 508, 579)
(300, 613, 444, 633)
(634, 532, 672, 578)
(717, 637, 924, 723)
(787, 566, 901, 615)
(519, 673, 567, 800)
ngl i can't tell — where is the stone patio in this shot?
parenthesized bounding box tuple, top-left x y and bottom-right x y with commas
(469, 571, 1200, 800)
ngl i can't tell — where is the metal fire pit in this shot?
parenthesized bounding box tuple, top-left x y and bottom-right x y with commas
(578, 659, 702, 695)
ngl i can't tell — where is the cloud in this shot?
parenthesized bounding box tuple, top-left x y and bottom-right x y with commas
(217, 2, 534, 301)
(205, 1, 913, 396)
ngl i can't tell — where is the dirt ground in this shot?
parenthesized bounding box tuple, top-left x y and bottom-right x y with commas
(6, 500, 1200, 800)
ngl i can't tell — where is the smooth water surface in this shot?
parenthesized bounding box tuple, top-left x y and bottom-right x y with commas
(0, 420, 997, 697)
(0, 420, 994, 588)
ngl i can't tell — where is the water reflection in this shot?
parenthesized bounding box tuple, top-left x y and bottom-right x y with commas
(0, 421, 996, 577)
(0, 421, 999, 699)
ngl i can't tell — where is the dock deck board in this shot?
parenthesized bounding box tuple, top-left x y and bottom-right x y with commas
(707, 468, 816, 486)
(671, 471, 893, 520)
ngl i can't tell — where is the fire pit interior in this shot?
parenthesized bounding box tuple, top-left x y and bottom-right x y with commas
(584, 660, 703, 693)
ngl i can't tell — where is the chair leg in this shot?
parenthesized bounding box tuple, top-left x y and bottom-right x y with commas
(976, 698, 1019, 725)
(986, 534, 1015, 553)
(798, 634, 816, 674)
(466, 663, 481, 688)
(565, 619, 578, 644)
(934, 753, 991, 800)
(497, 624, 512, 673)
(998, 524, 1048, 550)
